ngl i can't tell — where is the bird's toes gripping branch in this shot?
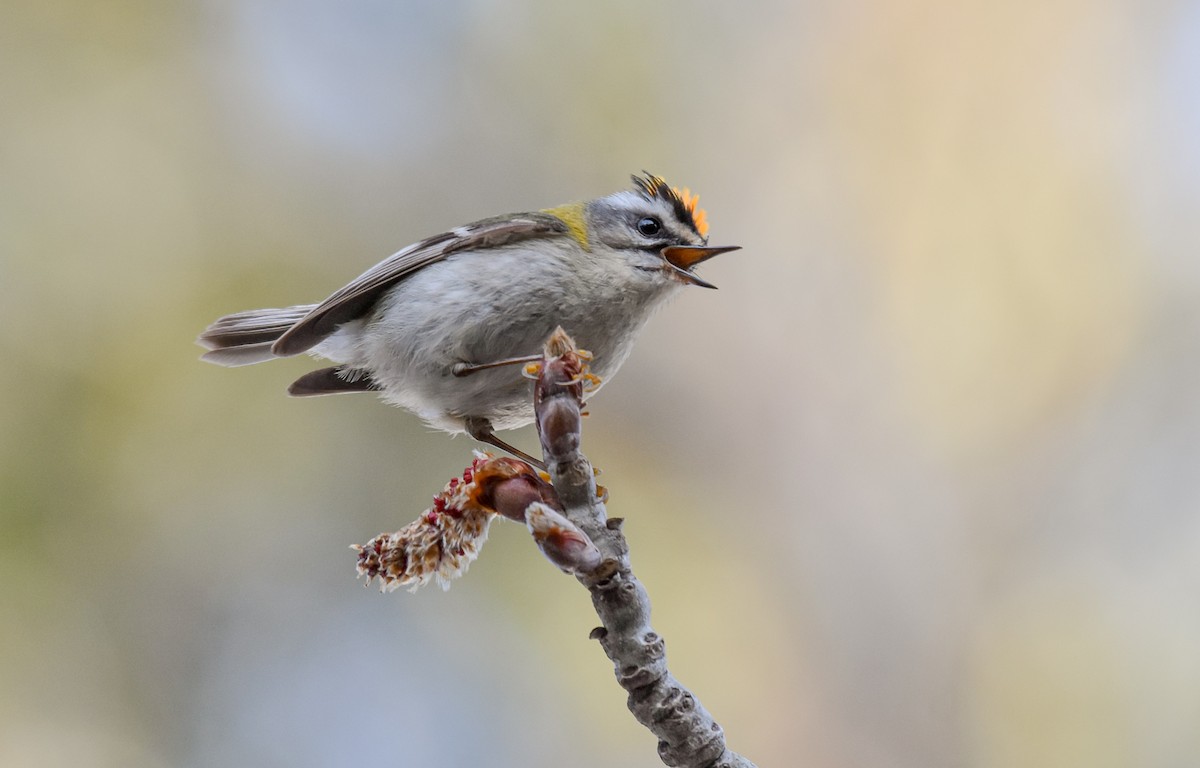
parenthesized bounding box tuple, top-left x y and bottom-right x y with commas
(353, 327, 603, 591)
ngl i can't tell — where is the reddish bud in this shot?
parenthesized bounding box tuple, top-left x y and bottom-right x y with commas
(526, 502, 602, 574)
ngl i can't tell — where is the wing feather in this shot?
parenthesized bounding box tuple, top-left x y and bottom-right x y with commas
(271, 213, 570, 356)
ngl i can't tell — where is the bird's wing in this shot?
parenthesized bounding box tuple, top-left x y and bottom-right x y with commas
(272, 212, 571, 356)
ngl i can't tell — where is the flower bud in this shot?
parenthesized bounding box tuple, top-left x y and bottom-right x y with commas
(526, 502, 602, 574)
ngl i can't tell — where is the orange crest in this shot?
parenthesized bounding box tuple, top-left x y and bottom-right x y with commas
(672, 186, 709, 238)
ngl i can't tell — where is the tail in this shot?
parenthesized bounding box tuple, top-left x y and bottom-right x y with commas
(197, 305, 318, 366)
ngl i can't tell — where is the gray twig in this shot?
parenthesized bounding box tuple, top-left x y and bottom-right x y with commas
(353, 328, 759, 766)
(531, 328, 758, 768)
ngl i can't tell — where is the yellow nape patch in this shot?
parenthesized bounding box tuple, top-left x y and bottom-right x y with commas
(542, 202, 590, 250)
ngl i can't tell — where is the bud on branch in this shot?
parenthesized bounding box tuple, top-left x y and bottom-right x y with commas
(525, 502, 602, 574)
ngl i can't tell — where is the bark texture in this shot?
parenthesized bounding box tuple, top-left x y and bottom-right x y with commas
(533, 329, 758, 768)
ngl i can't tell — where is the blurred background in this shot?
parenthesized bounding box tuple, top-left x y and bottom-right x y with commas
(2, 1, 1198, 766)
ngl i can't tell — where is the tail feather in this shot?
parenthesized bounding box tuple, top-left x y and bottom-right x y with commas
(198, 305, 317, 366)
(200, 342, 280, 367)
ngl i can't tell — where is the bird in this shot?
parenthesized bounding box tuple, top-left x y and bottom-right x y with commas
(198, 173, 739, 464)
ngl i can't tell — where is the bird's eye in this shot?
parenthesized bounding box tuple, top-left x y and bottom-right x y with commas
(637, 217, 662, 237)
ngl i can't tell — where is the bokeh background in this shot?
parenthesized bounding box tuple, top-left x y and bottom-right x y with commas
(3, 1, 1199, 766)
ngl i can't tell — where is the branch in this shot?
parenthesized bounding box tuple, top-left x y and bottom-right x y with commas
(531, 328, 758, 768)
(352, 328, 758, 767)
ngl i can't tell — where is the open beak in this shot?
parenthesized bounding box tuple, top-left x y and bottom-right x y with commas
(661, 245, 741, 289)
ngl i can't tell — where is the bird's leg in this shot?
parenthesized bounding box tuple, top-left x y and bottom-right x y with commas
(464, 416, 546, 470)
(452, 355, 543, 378)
